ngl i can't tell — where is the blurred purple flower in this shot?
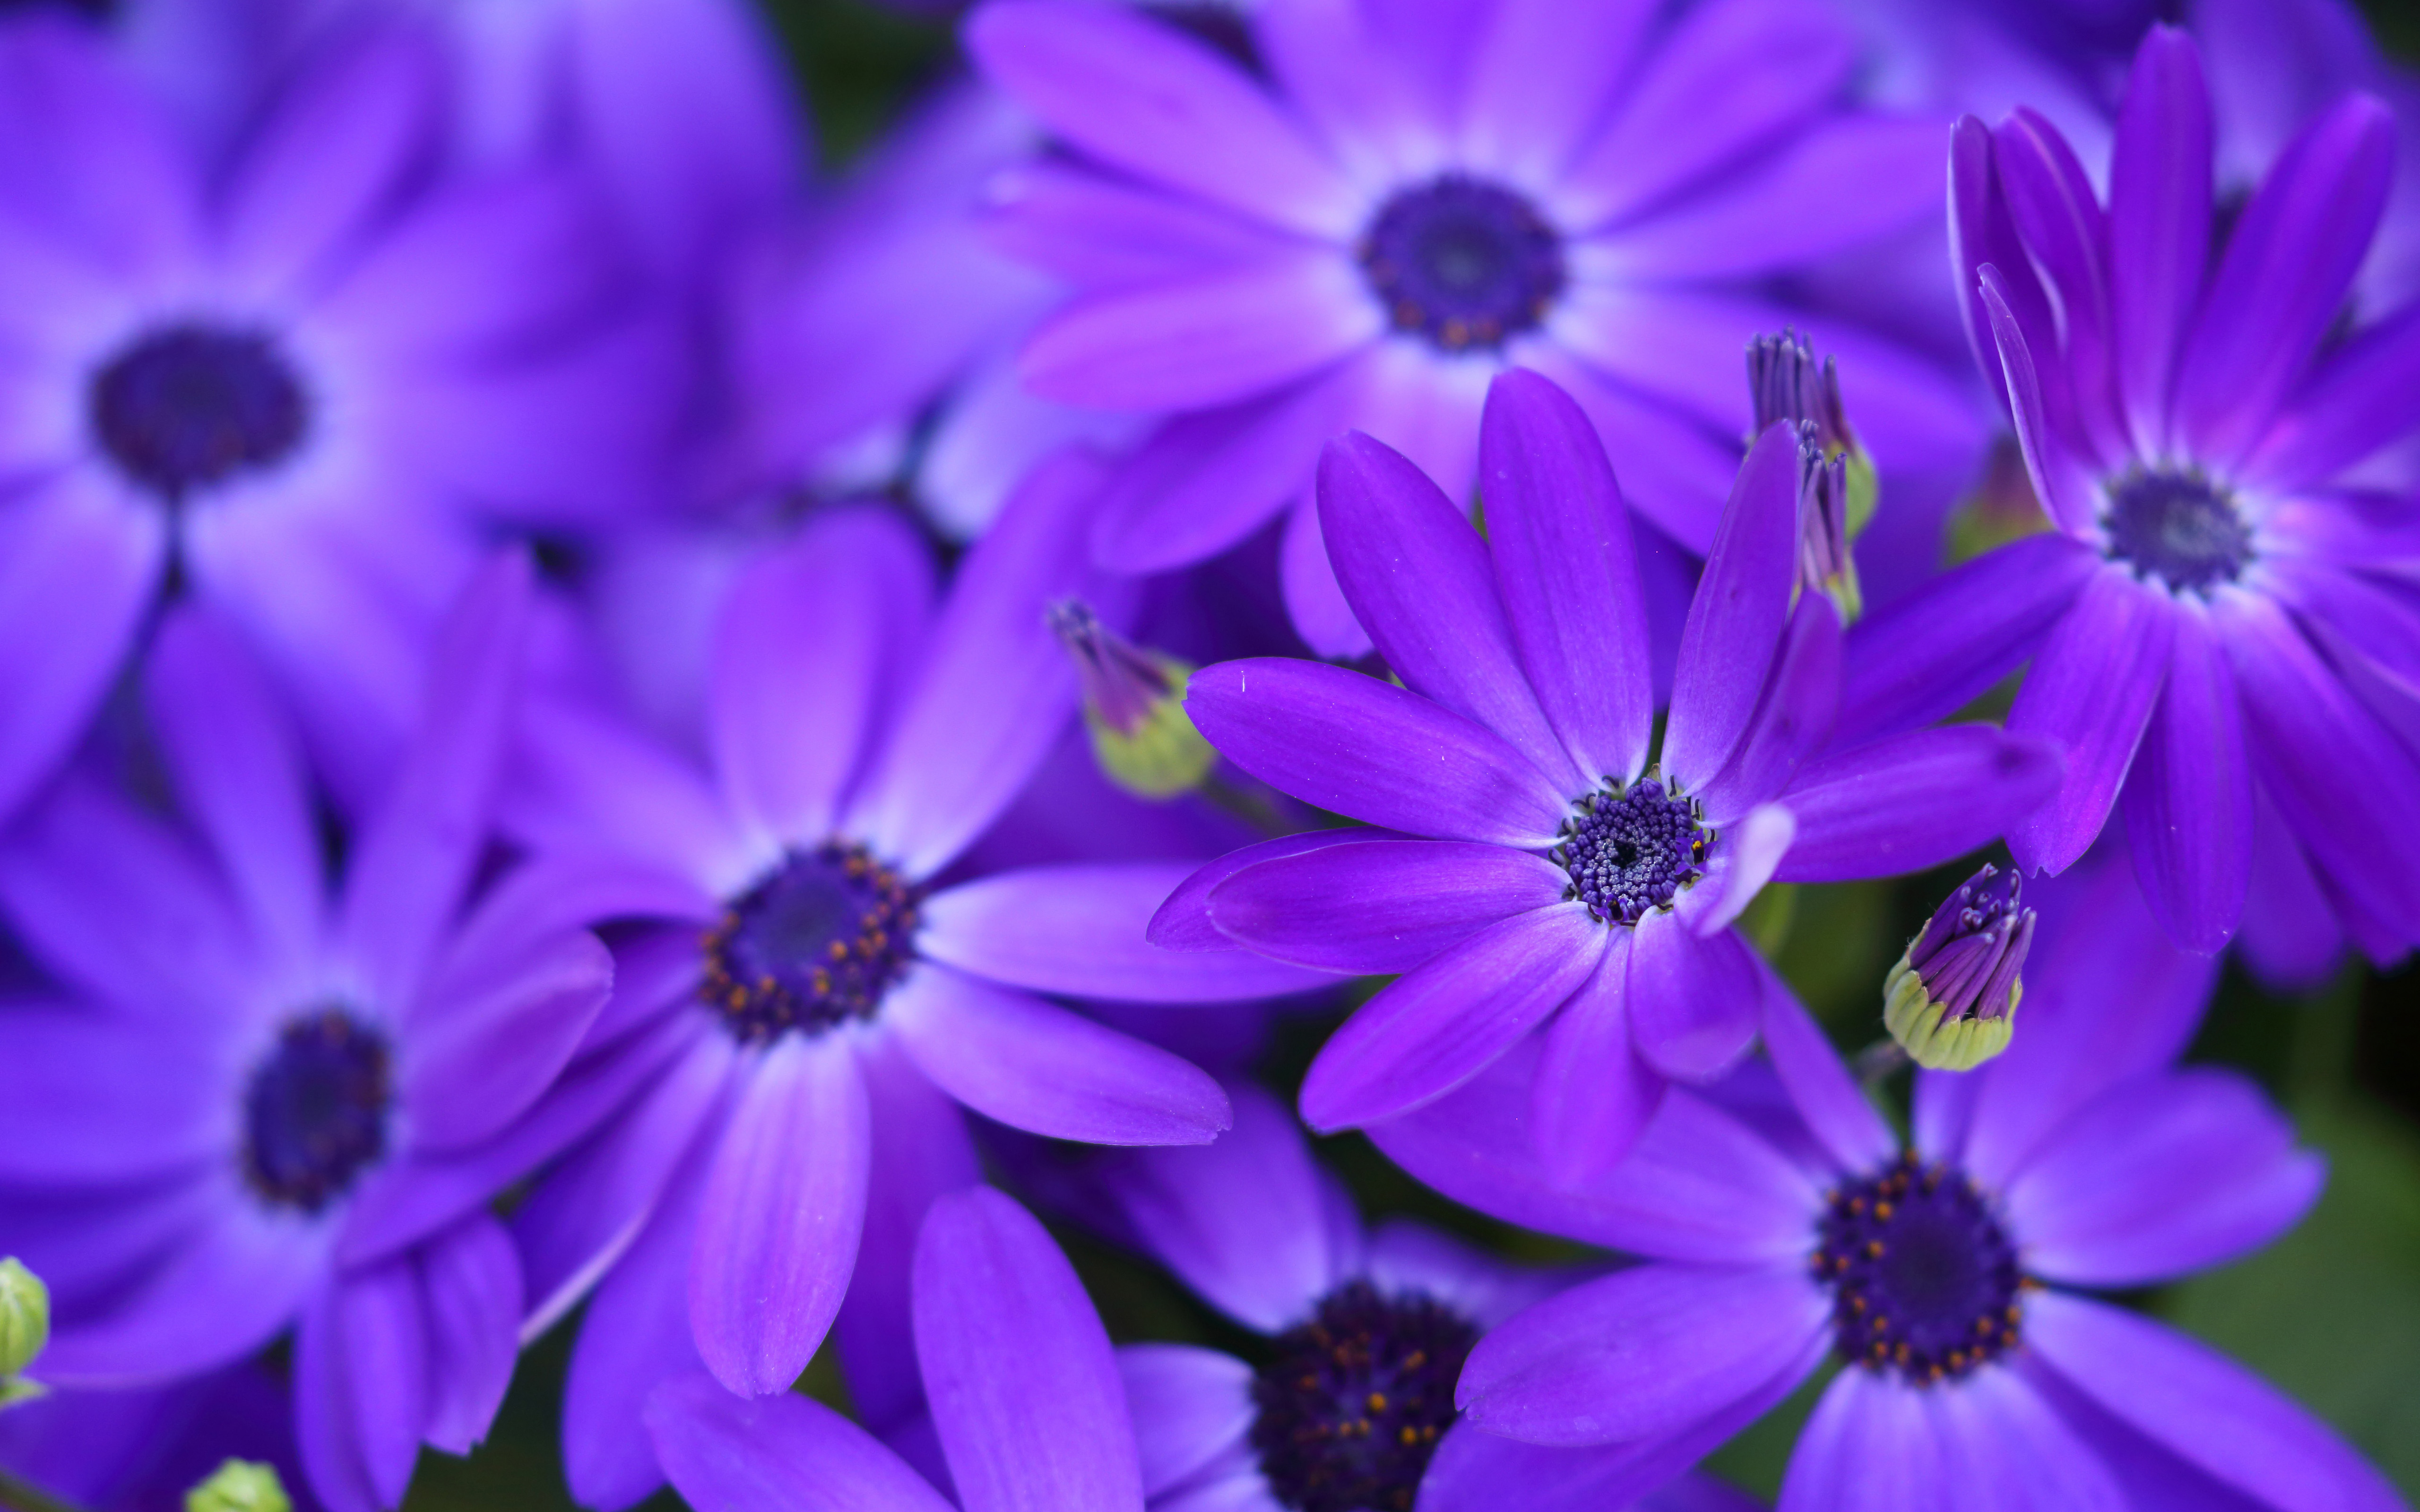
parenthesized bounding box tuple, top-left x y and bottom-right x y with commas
(493, 463, 1331, 1508)
(1841, 27, 2420, 972)
(1376, 853, 2388, 1512)
(0, 557, 616, 1512)
(1158, 369, 2059, 1169)
(0, 16, 673, 820)
(967, 0, 1979, 655)
(0, 1360, 308, 1512)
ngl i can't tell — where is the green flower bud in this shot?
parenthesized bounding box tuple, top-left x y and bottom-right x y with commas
(0, 1258, 47, 1383)
(1883, 865, 2033, 1072)
(187, 1460, 292, 1512)
(1050, 601, 1217, 799)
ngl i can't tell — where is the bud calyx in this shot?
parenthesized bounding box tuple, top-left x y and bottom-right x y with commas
(1884, 864, 2033, 1071)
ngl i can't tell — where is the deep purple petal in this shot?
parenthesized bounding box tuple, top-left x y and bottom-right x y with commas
(1661, 423, 1802, 787)
(1625, 913, 1760, 1083)
(2121, 610, 2252, 951)
(689, 1039, 871, 1396)
(1528, 931, 1663, 1184)
(294, 1283, 379, 1512)
(1186, 658, 1572, 844)
(1457, 1263, 1829, 1448)
(1775, 1367, 1943, 1512)
(1479, 368, 1655, 786)
(1992, 109, 2126, 467)
(1147, 828, 1408, 952)
(2108, 27, 2213, 449)
(1760, 967, 1895, 1174)
(913, 1187, 1144, 1512)
(1299, 905, 1603, 1132)
(1696, 592, 1842, 825)
(1207, 840, 1569, 974)
(648, 1373, 952, 1512)
(1976, 265, 2101, 534)
(332, 1258, 431, 1507)
(1117, 1345, 1255, 1500)
(0, 1008, 224, 1184)
(2237, 787, 2346, 990)
(1930, 1364, 2126, 1511)
(418, 1214, 521, 1454)
(888, 965, 1230, 1146)
(923, 861, 1339, 1003)
(1776, 726, 2064, 883)
(2243, 301, 2420, 489)
(406, 928, 614, 1152)
(2004, 571, 2176, 876)
(1280, 496, 1370, 660)
(2025, 1292, 2404, 1512)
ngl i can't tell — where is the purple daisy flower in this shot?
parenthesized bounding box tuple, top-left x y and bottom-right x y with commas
(1154, 369, 2058, 1174)
(0, 1360, 305, 1512)
(0, 557, 617, 1512)
(967, 0, 1980, 656)
(492, 461, 1330, 1508)
(1840, 26, 2420, 971)
(1371, 852, 2394, 1512)
(1081, 1080, 1753, 1512)
(0, 14, 671, 821)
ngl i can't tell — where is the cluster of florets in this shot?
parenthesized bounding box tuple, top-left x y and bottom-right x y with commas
(700, 844, 925, 1044)
(239, 1009, 393, 1214)
(1250, 1282, 1478, 1512)
(1813, 1153, 2025, 1386)
(1358, 175, 1565, 352)
(1550, 773, 1712, 926)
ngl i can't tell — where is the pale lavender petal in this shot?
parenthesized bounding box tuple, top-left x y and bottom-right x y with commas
(1776, 726, 2064, 882)
(1298, 905, 1604, 1132)
(1760, 967, 1895, 1174)
(1625, 913, 1759, 1083)
(2121, 610, 2251, 951)
(913, 1187, 1144, 1512)
(1528, 931, 1662, 1184)
(1458, 0, 1653, 182)
(689, 1039, 871, 1396)
(1930, 1363, 2126, 1512)
(2108, 26, 2213, 449)
(2243, 302, 2420, 489)
(1185, 658, 1572, 845)
(1118, 1345, 1255, 1500)
(985, 158, 1304, 289)
(505, 696, 752, 891)
(1147, 828, 1409, 952)
(920, 862, 1337, 1003)
(648, 1373, 953, 1512)
(1837, 533, 2097, 739)
(1207, 840, 1570, 974)
(887, 965, 1230, 1146)
(1695, 592, 1841, 825)
(1660, 423, 1802, 788)
(418, 1213, 521, 1454)
(2006, 570, 2174, 881)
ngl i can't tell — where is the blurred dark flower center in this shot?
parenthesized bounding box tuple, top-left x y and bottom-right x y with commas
(1359, 175, 1564, 352)
(1814, 1152, 2023, 1384)
(1250, 1280, 1477, 1512)
(701, 842, 922, 1044)
(241, 1008, 392, 1213)
(88, 322, 310, 500)
(2102, 468, 2251, 594)
(1552, 777, 1711, 926)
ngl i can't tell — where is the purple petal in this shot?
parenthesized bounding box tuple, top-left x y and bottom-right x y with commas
(2006, 1068, 2322, 1288)
(1992, 109, 2126, 467)
(2007, 571, 2176, 879)
(2172, 93, 2397, 465)
(1147, 828, 1409, 952)
(405, 928, 614, 1152)
(563, 1150, 711, 1511)
(505, 696, 752, 887)
(2243, 302, 2420, 490)
(913, 1187, 1144, 1512)
(921, 862, 1337, 1003)
(1625, 914, 1760, 1083)
(1929, 1363, 2126, 1511)
(2237, 788, 2346, 990)
(1117, 1345, 1255, 1500)
(2121, 610, 2252, 951)
(1677, 802, 1794, 938)
(689, 1039, 871, 1396)
(1517, 348, 1733, 556)
(985, 156, 1304, 289)
(1776, 1367, 1944, 1512)
(711, 506, 933, 850)
(0, 1007, 224, 1184)
(1528, 931, 1663, 1184)
(966, 0, 1354, 238)
(332, 1259, 431, 1507)
(2108, 27, 2214, 449)
(1977, 266, 2100, 534)
(1185, 658, 1573, 845)
(1837, 533, 2097, 740)
(418, 1214, 521, 1455)
(1317, 431, 1577, 786)
(1776, 725, 2064, 882)
(887, 965, 1230, 1146)
(1299, 905, 1604, 1131)
(848, 450, 1105, 877)
(1695, 592, 1842, 824)
(1760, 967, 1896, 1174)
(648, 1373, 952, 1512)
(1280, 497, 1370, 660)
(1457, 1263, 1829, 1448)
(294, 1283, 379, 1512)
(1207, 839, 1570, 974)
(2025, 1292, 2404, 1512)
(1660, 423, 1802, 788)
(1479, 368, 1655, 787)
(1103, 1082, 1353, 1332)
(1459, 0, 1653, 184)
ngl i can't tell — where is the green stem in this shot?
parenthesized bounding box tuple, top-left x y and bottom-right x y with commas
(2285, 965, 2364, 1117)
(0, 1465, 96, 1512)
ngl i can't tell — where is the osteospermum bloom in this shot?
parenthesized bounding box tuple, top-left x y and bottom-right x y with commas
(495, 461, 1327, 1509)
(1375, 854, 2394, 1512)
(968, 0, 1975, 654)
(1158, 369, 2057, 1174)
(1842, 27, 2420, 972)
(0, 559, 615, 1512)
(0, 15, 667, 820)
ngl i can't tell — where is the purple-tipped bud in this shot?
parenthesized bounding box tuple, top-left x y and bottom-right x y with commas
(1755, 330, 1871, 623)
(1048, 601, 1214, 799)
(1748, 328, 1851, 455)
(1883, 864, 2034, 1071)
(1793, 425, 1860, 622)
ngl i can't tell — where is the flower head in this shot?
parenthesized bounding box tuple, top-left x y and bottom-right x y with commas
(1883, 862, 2035, 1070)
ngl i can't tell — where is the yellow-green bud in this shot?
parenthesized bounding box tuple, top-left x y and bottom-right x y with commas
(1050, 601, 1217, 799)
(1882, 864, 2032, 1072)
(187, 1460, 293, 1512)
(0, 1256, 48, 1408)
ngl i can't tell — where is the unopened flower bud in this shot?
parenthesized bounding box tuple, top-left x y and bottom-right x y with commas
(1883, 864, 2033, 1071)
(1794, 426, 1862, 624)
(1049, 601, 1216, 799)
(1753, 330, 1874, 622)
(187, 1460, 292, 1512)
(0, 1257, 48, 1407)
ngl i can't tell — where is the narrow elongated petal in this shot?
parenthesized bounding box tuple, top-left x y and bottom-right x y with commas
(2121, 610, 2251, 951)
(334, 1259, 432, 1507)
(1299, 905, 1603, 1131)
(1761, 971, 1895, 1173)
(1186, 658, 1572, 845)
(914, 1188, 1145, 1512)
(1977, 266, 2099, 533)
(406, 929, 614, 1151)
(1993, 109, 2124, 465)
(690, 1040, 871, 1396)
(1949, 115, 2050, 421)
(1776, 727, 2063, 882)
(1147, 828, 1408, 952)
(1625, 912, 1760, 1082)
(1695, 593, 1841, 824)
(2243, 302, 2420, 489)
(2006, 570, 2175, 876)
(1837, 533, 2097, 739)
(1678, 802, 1794, 938)
(1661, 424, 1802, 787)
(1478, 368, 1654, 785)
(564, 1152, 711, 1510)
(1118, 1346, 1256, 1500)
(1208, 840, 1570, 974)
(1528, 932, 1662, 1184)
(649, 1375, 953, 1512)
(2108, 26, 2213, 448)
(1778, 1368, 1945, 1512)
(1928, 1364, 2127, 1512)
(418, 1214, 522, 1455)
(921, 862, 1336, 1002)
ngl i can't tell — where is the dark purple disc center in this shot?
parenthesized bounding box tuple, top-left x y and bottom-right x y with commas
(89, 322, 310, 500)
(1359, 175, 1564, 352)
(242, 1009, 392, 1213)
(1814, 1153, 2024, 1385)
(2102, 468, 2251, 594)
(701, 843, 922, 1044)
(1554, 778, 1711, 926)
(1251, 1280, 1476, 1512)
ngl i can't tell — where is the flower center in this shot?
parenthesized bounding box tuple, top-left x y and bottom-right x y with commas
(2100, 468, 2251, 594)
(88, 322, 311, 500)
(241, 1009, 392, 1214)
(1358, 175, 1564, 352)
(700, 843, 922, 1045)
(1552, 777, 1711, 926)
(1813, 1153, 2024, 1385)
(1250, 1281, 1477, 1512)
